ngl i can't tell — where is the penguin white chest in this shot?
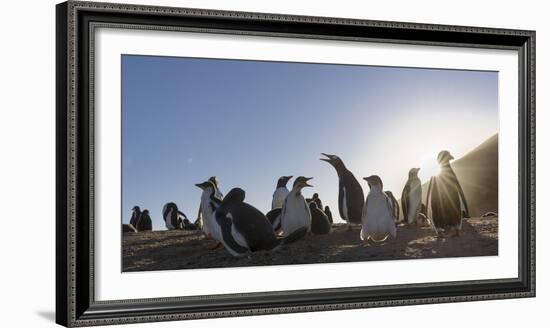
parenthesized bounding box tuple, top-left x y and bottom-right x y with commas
(200, 191, 222, 241)
(165, 208, 174, 230)
(272, 187, 289, 209)
(361, 189, 396, 241)
(281, 193, 311, 236)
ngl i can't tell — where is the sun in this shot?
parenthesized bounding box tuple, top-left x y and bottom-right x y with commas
(418, 153, 441, 183)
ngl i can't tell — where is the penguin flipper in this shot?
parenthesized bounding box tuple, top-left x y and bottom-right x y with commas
(401, 182, 410, 222)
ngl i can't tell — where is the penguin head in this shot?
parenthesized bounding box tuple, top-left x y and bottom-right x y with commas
(408, 167, 420, 178)
(320, 153, 344, 169)
(142, 209, 150, 215)
(324, 205, 331, 212)
(309, 201, 319, 211)
(224, 187, 246, 204)
(195, 180, 216, 192)
(276, 176, 293, 188)
(385, 191, 394, 198)
(131, 205, 140, 212)
(293, 176, 313, 190)
(313, 193, 319, 199)
(437, 150, 455, 165)
(363, 175, 383, 190)
(208, 176, 220, 188)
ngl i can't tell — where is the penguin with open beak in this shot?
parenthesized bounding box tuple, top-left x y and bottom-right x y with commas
(320, 153, 364, 230)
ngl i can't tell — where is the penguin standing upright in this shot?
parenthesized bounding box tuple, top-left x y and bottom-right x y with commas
(272, 176, 293, 209)
(197, 176, 223, 238)
(129, 206, 141, 229)
(384, 191, 400, 222)
(321, 153, 364, 230)
(280, 176, 313, 236)
(324, 205, 333, 224)
(135, 209, 153, 232)
(309, 202, 331, 234)
(401, 168, 422, 224)
(162, 202, 184, 230)
(266, 176, 293, 232)
(195, 180, 224, 246)
(427, 151, 470, 236)
(213, 188, 307, 257)
(360, 175, 397, 242)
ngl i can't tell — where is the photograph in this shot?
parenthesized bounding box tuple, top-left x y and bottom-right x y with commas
(121, 55, 499, 272)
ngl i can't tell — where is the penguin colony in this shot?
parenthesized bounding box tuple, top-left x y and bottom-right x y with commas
(125, 151, 470, 256)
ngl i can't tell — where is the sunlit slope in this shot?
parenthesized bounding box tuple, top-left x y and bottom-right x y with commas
(420, 134, 498, 217)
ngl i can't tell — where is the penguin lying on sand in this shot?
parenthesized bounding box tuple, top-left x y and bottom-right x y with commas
(214, 187, 307, 257)
(163, 202, 184, 230)
(360, 175, 397, 243)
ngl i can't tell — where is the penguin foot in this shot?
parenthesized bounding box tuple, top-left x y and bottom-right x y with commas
(208, 242, 223, 250)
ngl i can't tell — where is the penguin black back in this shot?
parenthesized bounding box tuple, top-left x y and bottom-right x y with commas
(309, 202, 331, 234)
(427, 151, 469, 234)
(324, 205, 333, 223)
(216, 188, 279, 252)
(136, 209, 153, 231)
(320, 153, 364, 224)
(384, 191, 400, 222)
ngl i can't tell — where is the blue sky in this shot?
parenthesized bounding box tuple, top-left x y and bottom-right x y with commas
(122, 55, 498, 230)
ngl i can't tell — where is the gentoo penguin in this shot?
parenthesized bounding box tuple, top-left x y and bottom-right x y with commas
(214, 187, 307, 257)
(360, 175, 397, 243)
(129, 206, 141, 229)
(384, 191, 400, 222)
(197, 176, 223, 238)
(426, 151, 470, 236)
(321, 153, 364, 230)
(306, 193, 324, 211)
(162, 202, 184, 230)
(401, 168, 422, 224)
(324, 205, 333, 224)
(271, 176, 293, 209)
(280, 176, 313, 236)
(309, 202, 331, 234)
(195, 180, 224, 245)
(266, 175, 293, 231)
(135, 209, 153, 232)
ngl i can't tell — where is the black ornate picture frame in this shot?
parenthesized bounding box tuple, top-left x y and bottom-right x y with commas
(56, 1, 535, 326)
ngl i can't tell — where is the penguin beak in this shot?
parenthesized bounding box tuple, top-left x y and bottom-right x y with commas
(195, 183, 205, 190)
(320, 153, 333, 163)
(304, 177, 313, 187)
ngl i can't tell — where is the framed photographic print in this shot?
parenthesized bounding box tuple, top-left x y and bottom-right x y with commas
(56, 1, 535, 326)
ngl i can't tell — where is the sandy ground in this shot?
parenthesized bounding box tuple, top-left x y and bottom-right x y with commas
(122, 216, 498, 272)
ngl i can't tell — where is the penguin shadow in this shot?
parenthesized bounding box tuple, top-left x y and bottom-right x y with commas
(36, 310, 55, 323)
(403, 218, 498, 259)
